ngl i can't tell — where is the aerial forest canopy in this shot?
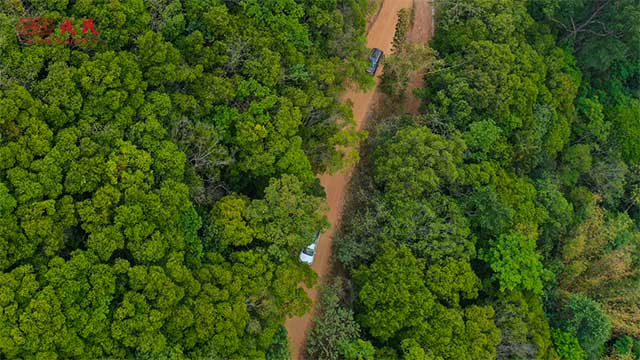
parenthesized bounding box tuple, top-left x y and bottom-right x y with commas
(0, 0, 371, 358)
(318, 0, 640, 359)
(2, 0, 640, 359)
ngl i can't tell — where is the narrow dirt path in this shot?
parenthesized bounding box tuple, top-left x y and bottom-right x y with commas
(405, 0, 434, 114)
(284, 1, 433, 358)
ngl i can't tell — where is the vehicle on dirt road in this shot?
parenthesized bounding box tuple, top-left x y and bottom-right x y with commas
(299, 231, 321, 264)
(366, 48, 384, 75)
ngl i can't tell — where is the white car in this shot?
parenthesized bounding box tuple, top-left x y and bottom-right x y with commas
(299, 232, 321, 265)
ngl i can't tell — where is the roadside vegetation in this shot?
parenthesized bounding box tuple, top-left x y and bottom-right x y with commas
(311, 0, 640, 359)
(0, 0, 372, 358)
(366, 0, 385, 31)
(380, 7, 437, 100)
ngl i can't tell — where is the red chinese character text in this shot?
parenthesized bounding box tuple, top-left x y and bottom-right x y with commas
(82, 19, 99, 35)
(16, 17, 55, 38)
(60, 18, 76, 35)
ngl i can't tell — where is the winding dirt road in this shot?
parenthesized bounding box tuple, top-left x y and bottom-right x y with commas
(284, 1, 433, 358)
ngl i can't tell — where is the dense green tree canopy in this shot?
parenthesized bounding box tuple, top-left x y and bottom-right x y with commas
(0, 0, 372, 358)
(2, 0, 640, 358)
(331, 0, 640, 358)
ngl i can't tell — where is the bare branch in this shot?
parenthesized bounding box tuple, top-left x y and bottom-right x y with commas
(561, 0, 611, 41)
(550, 17, 569, 32)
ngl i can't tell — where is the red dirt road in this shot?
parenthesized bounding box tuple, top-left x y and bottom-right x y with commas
(284, 1, 433, 358)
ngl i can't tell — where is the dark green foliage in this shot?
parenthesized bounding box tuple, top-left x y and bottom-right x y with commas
(351, 244, 500, 359)
(415, 0, 640, 357)
(334, 118, 500, 358)
(561, 295, 612, 360)
(336, 0, 640, 358)
(266, 326, 291, 360)
(1, 0, 638, 357)
(306, 279, 369, 360)
(531, 0, 640, 93)
(610, 98, 640, 165)
(373, 126, 465, 198)
(0, 0, 371, 358)
(613, 335, 633, 356)
(353, 244, 435, 342)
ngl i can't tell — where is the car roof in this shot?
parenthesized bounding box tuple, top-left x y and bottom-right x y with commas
(370, 48, 383, 61)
